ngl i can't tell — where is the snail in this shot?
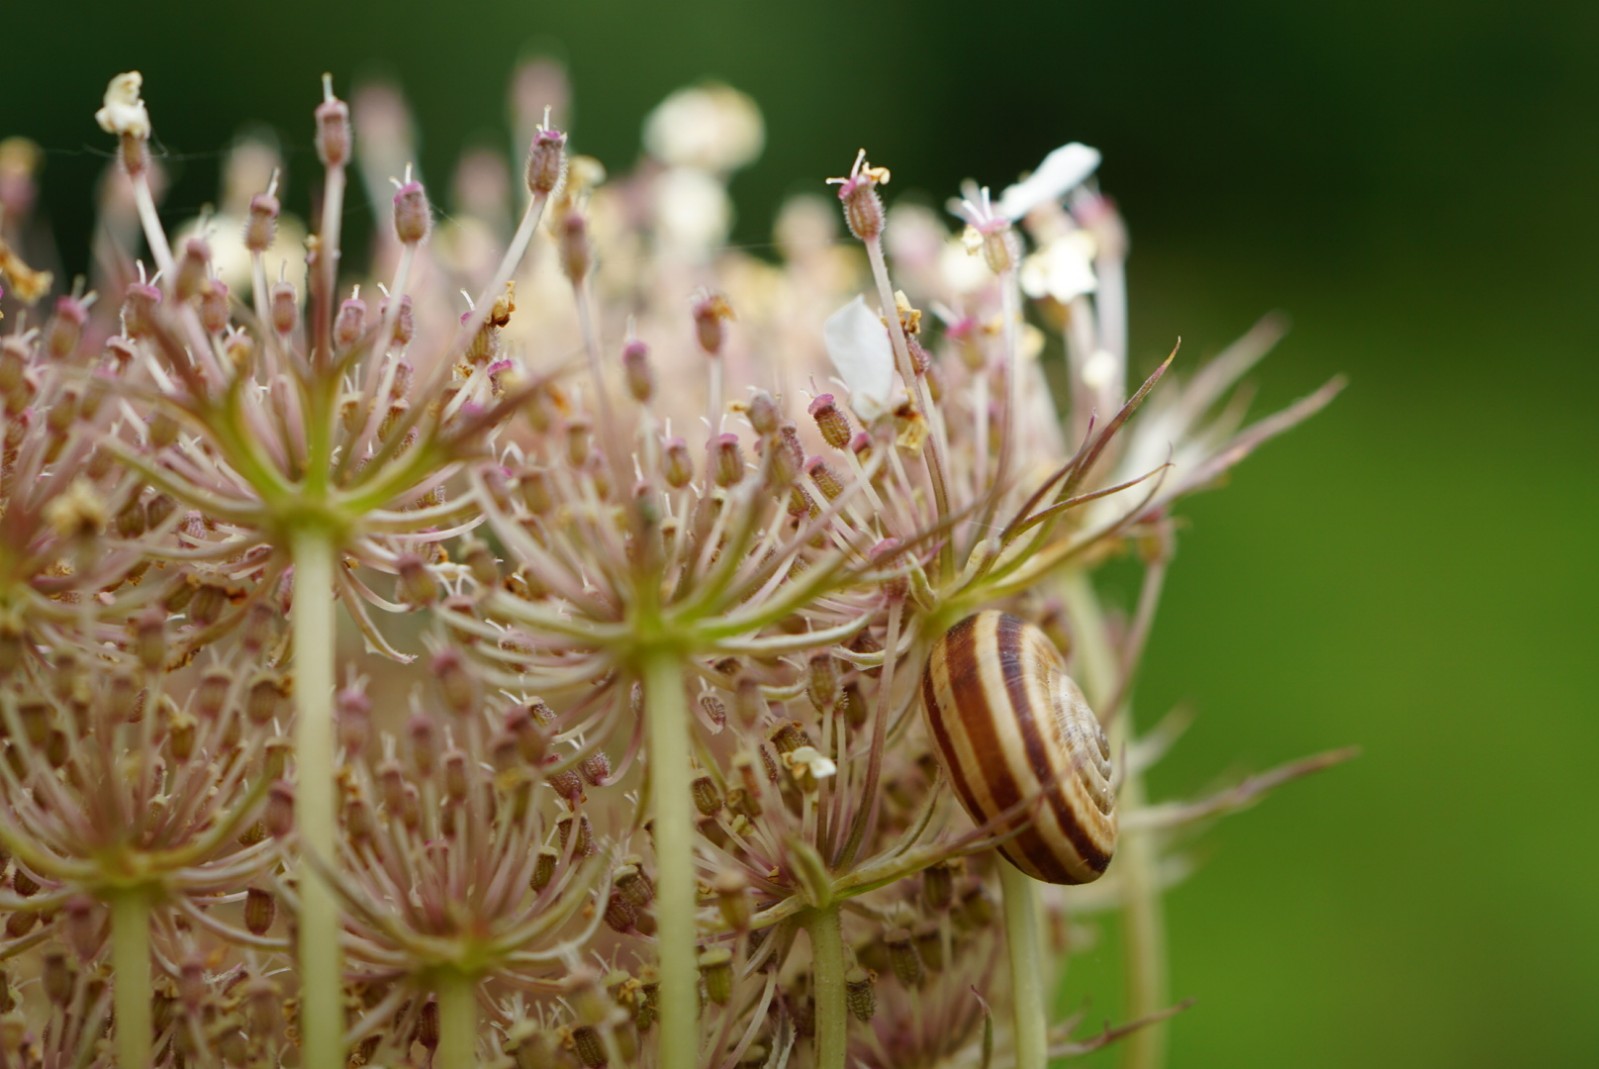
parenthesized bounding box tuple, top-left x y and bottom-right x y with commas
(920, 611, 1117, 885)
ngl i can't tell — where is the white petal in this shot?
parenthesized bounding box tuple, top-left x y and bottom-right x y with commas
(643, 84, 765, 173)
(652, 167, 732, 255)
(95, 71, 151, 139)
(998, 142, 1101, 220)
(823, 295, 896, 421)
(1020, 232, 1099, 303)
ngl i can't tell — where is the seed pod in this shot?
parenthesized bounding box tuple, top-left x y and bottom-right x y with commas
(884, 929, 923, 989)
(244, 888, 276, 935)
(714, 870, 751, 931)
(531, 846, 559, 891)
(845, 967, 876, 1022)
(690, 773, 722, 816)
(920, 611, 1116, 885)
(699, 947, 734, 1006)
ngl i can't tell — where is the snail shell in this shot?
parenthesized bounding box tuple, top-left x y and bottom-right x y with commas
(920, 611, 1116, 885)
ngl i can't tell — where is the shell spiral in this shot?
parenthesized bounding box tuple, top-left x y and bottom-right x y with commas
(920, 611, 1117, 885)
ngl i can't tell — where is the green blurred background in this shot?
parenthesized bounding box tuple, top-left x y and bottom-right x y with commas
(5, 1, 1595, 1065)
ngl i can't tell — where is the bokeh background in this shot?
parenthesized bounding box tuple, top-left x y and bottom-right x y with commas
(4, 1, 1595, 1065)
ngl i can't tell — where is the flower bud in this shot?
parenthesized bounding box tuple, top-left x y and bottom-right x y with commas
(198, 279, 230, 334)
(63, 896, 100, 961)
(571, 1024, 606, 1069)
(699, 947, 734, 1006)
(556, 813, 594, 857)
(746, 390, 780, 437)
(518, 468, 554, 515)
(805, 456, 845, 500)
(549, 766, 584, 806)
(265, 782, 294, 839)
(261, 738, 291, 782)
(559, 211, 591, 283)
(621, 338, 653, 403)
(442, 750, 470, 803)
(392, 179, 430, 245)
(244, 887, 276, 935)
(714, 870, 750, 931)
(196, 669, 232, 722)
(663, 437, 693, 489)
(242, 978, 279, 1034)
(336, 685, 371, 754)
(806, 653, 838, 713)
(616, 859, 654, 909)
(415, 995, 440, 1053)
(409, 713, 438, 776)
(334, 292, 367, 348)
(833, 154, 889, 242)
(580, 750, 611, 787)
(845, 967, 877, 1022)
(246, 673, 288, 725)
(531, 846, 559, 891)
(343, 794, 374, 843)
(692, 292, 733, 356)
(122, 283, 161, 339)
(526, 125, 567, 196)
(0, 335, 29, 387)
(922, 860, 956, 912)
(396, 553, 439, 607)
(808, 393, 852, 450)
(565, 415, 592, 468)
(174, 237, 210, 301)
(885, 929, 924, 988)
(46, 296, 89, 359)
(690, 773, 722, 816)
(166, 710, 196, 762)
(315, 87, 351, 168)
(430, 648, 476, 716)
(698, 693, 727, 731)
(709, 433, 744, 488)
(604, 889, 638, 934)
(239, 599, 277, 655)
(132, 607, 166, 673)
(270, 280, 297, 336)
(767, 423, 804, 488)
(380, 294, 415, 347)
(42, 950, 73, 1007)
(461, 537, 500, 588)
(245, 190, 279, 252)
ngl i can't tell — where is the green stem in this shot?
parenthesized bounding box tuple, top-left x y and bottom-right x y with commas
(436, 972, 478, 1069)
(999, 863, 1049, 1069)
(110, 890, 152, 1069)
(291, 531, 344, 1069)
(806, 905, 848, 1069)
(1060, 573, 1168, 1069)
(641, 650, 699, 1069)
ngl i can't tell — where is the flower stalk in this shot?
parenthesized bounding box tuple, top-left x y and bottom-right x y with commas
(110, 888, 153, 1069)
(999, 862, 1049, 1069)
(640, 645, 700, 1069)
(290, 529, 345, 1069)
(436, 972, 478, 1069)
(1062, 572, 1170, 1069)
(807, 904, 848, 1069)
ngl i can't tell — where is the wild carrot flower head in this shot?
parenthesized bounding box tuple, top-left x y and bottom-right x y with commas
(0, 60, 1350, 1069)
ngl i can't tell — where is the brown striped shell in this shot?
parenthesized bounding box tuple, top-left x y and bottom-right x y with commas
(920, 611, 1116, 885)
